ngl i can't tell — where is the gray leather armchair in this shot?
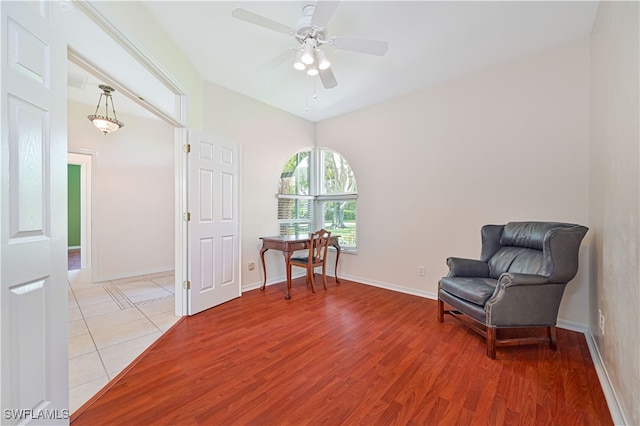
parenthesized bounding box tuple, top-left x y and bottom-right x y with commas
(437, 221, 588, 358)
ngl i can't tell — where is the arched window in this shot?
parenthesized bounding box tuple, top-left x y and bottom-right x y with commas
(277, 148, 358, 252)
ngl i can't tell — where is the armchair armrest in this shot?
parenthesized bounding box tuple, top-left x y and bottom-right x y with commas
(446, 257, 490, 278)
(497, 272, 550, 287)
(485, 272, 565, 327)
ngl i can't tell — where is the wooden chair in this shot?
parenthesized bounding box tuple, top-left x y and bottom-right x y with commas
(289, 229, 331, 294)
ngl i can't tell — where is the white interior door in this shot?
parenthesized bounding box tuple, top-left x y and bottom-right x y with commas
(0, 2, 69, 423)
(185, 129, 240, 315)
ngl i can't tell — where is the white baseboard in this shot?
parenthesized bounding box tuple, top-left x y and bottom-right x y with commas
(337, 273, 439, 300)
(242, 271, 306, 292)
(242, 273, 439, 300)
(582, 329, 627, 425)
(95, 266, 174, 282)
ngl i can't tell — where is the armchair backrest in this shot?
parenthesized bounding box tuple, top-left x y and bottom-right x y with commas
(481, 222, 588, 282)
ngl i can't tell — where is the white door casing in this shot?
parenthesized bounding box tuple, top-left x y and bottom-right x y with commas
(67, 151, 93, 271)
(0, 2, 69, 424)
(184, 129, 240, 315)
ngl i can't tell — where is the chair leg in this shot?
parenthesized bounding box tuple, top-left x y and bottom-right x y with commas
(487, 327, 497, 359)
(437, 299, 444, 322)
(548, 326, 558, 351)
(308, 268, 316, 293)
(321, 264, 328, 290)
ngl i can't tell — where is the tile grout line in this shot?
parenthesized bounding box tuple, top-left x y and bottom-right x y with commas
(67, 278, 110, 393)
(68, 270, 178, 407)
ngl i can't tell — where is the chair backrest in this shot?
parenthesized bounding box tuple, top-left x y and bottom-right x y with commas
(309, 229, 331, 263)
(482, 222, 588, 282)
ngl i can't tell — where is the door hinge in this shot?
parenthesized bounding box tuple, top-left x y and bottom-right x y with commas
(183, 280, 191, 290)
(183, 144, 191, 153)
(183, 212, 191, 221)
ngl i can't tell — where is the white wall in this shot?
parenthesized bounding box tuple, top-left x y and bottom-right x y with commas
(68, 100, 175, 281)
(316, 39, 591, 324)
(200, 82, 315, 287)
(590, 2, 640, 424)
(199, 40, 593, 326)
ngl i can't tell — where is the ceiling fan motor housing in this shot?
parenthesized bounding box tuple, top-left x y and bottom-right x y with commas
(295, 5, 326, 44)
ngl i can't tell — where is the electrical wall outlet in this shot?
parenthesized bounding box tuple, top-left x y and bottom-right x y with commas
(599, 309, 605, 335)
(248, 261, 256, 271)
(417, 266, 425, 276)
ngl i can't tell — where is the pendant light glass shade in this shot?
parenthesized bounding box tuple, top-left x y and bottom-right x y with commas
(87, 84, 124, 135)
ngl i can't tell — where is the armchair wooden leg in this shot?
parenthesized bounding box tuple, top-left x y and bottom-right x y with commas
(487, 327, 497, 359)
(548, 326, 558, 351)
(437, 299, 444, 322)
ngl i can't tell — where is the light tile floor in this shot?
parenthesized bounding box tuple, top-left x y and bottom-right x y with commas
(68, 269, 179, 413)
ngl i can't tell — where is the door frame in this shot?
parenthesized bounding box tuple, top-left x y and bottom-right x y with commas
(67, 151, 94, 273)
(68, 54, 188, 316)
(175, 129, 188, 316)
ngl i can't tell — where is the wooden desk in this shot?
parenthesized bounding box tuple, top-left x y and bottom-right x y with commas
(260, 234, 341, 299)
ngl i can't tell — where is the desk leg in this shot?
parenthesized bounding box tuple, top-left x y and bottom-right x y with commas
(260, 247, 268, 290)
(333, 244, 341, 283)
(283, 249, 293, 299)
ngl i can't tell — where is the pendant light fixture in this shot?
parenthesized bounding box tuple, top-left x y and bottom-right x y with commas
(87, 84, 124, 135)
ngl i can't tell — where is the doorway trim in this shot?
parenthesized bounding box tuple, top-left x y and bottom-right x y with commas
(66, 5, 190, 316)
(68, 150, 95, 275)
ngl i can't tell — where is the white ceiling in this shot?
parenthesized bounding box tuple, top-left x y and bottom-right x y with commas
(68, 1, 599, 123)
(143, 1, 598, 122)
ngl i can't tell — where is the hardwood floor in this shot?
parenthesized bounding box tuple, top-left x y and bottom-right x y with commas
(71, 277, 612, 425)
(68, 248, 81, 270)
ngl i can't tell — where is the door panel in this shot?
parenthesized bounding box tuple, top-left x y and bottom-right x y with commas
(187, 130, 240, 315)
(1, 2, 68, 423)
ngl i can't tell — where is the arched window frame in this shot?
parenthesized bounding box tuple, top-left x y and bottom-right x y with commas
(276, 148, 358, 252)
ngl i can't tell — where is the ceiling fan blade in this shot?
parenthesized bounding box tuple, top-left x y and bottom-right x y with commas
(258, 49, 295, 72)
(311, 1, 340, 29)
(231, 8, 294, 35)
(329, 36, 389, 56)
(319, 67, 338, 89)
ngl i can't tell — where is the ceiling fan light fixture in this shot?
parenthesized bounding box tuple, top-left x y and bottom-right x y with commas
(231, 5, 389, 93)
(316, 49, 330, 70)
(306, 63, 319, 76)
(87, 84, 124, 135)
(301, 39, 315, 65)
(293, 49, 306, 70)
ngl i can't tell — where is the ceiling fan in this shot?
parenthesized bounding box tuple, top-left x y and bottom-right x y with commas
(231, 1, 389, 89)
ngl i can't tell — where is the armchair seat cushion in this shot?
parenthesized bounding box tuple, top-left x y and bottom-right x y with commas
(439, 277, 497, 306)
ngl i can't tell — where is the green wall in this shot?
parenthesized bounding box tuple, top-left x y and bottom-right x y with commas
(68, 164, 81, 247)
